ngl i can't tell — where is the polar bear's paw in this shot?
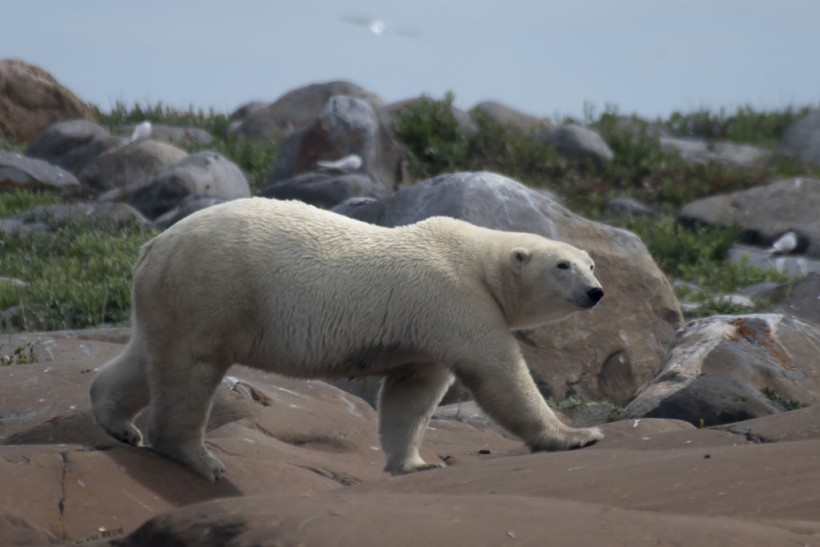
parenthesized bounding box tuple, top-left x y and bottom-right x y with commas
(151, 441, 226, 482)
(386, 460, 446, 476)
(101, 420, 143, 447)
(530, 426, 603, 452)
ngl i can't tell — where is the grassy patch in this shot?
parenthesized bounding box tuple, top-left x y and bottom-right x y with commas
(760, 386, 808, 411)
(0, 190, 62, 218)
(0, 218, 156, 331)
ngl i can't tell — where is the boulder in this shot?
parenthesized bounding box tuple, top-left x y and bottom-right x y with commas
(0, 150, 80, 192)
(25, 119, 123, 172)
(261, 172, 390, 209)
(659, 136, 771, 167)
(533, 124, 614, 162)
(268, 95, 409, 191)
(0, 202, 148, 237)
(728, 244, 820, 278)
(770, 272, 820, 327)
(119, 123, 213, 147)
(336, 171, 683, 404)
(0, 60, 95, 143)
(678, 177, 820, 259)
(229, 81, 384, 140)
(472, 100, 549, 133)
(125, 151, 250, 219)
(78, 139, 188, 194)
(623, 314, 820, 426)
(153, 195, 227, 229)
(226, 101, 267, 135)
(776, 109, 820, 167)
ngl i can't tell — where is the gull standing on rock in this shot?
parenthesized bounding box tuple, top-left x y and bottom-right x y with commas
(767, 231, 798, 255)
(129, 121, 152, 143)
(316, 153, 363, 173)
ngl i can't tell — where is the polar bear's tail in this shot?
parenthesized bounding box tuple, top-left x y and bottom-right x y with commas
(89, 317, 150, 446)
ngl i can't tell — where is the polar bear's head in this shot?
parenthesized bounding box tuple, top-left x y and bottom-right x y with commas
(504, 239, 603, 330)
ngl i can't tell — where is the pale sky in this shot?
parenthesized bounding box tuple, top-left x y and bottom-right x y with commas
(3, 0, 819, 120)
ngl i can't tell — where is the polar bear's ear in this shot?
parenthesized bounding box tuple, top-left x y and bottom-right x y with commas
(509, 247, 531, 273)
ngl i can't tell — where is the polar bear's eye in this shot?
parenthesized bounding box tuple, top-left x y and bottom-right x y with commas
(590, 264, 595, 271)
(557, 262, 570, 270)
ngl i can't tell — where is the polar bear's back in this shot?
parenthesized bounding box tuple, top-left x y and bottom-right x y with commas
(131, 198, 490, 376)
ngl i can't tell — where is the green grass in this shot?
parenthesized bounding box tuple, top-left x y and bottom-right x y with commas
(0, 217, 156, 331)
(0, 190, 62, 218)
(760, 386, 808, 411)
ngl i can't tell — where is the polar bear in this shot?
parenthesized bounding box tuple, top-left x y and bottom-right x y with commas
(90, 197, 605, 481)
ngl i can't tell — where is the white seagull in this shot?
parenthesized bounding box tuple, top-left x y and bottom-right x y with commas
(767, 231, 798, 255)
(129, 120, 152, 143)
(316, 153, 363, 173)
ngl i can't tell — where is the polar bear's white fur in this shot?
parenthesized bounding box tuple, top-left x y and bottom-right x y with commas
(90, 197, 605, 481)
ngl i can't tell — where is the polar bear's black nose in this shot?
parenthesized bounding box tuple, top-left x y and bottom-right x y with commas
(587, 287, 604, 304)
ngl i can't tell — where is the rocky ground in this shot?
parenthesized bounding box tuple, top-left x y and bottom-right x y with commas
(1, 330, 819, 546)
(2, 59, 820, 546)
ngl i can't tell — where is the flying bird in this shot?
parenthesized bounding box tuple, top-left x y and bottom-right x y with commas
(339, 14, 421, 39)
(316, 153, 363, 173)
(129, 121, 152, 143)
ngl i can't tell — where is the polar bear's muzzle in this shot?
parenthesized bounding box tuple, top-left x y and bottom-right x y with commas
(576, 286, 604, 308)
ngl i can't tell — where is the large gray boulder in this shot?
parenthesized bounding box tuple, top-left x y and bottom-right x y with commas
(533, 124, 614, 162)
(777, 109, 820, 166)
(623, 314, 820, 426)
(229, 81, 384, 140)
(79, 139, 188, 194)
(25, 119, 123, 173)
(124, 151, 250, 219)
(335, 171, 683, 404)
(659, 136, 771, 168)
(269, 95, 409, 191)
(678, 177, 820, 259)
(0, 150, 80, 193)
(262, 172, 390, 209)
(1, 202, 148, 237)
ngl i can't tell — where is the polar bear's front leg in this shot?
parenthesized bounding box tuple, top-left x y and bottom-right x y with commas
(455, 341, 603, 452)
(378, 365, 453, 475)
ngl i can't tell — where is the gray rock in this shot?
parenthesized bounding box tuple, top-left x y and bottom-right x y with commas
(533, 124, 614, 162)
(153, 196, 227, 229)
(0, 150, 80, 192)
(728, 244, 820, 278)
(125, 151, 250, 219)
(770, 273, 820, 327)
(262, 172, 390, 209)
(269, 95, 409, 191)
(623, 314, 820, 426)
(472, 100, 548, 134)
(336, 171, 682, 404)
(119, 124, 213, 147)
(229, 81, 384, 140)
(7, 202, 148, 229)
(78, 139, 188, 194)
(603, 197, 658, 218)
(776, 109, 820, 167)
(679, 177, 820, 259)
(25, 119, 119, 172)
(659, 137, 771, 167)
